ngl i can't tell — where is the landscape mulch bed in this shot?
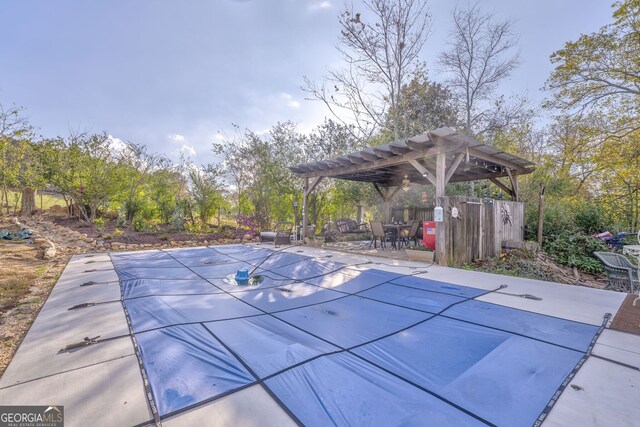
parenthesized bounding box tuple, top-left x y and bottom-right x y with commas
(609, 293, 640, 335)
(52, 216, 239, 245)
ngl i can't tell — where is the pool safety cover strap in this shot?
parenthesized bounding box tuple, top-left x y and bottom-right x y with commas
(113, 246, 602, 425)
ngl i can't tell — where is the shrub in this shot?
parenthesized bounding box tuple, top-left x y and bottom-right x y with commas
(116, 208, 127, 227)
(184, 223, 200, 233)
(236, 214, 260, 239)
(170, 206, 185, 231)
(574, 203, 608, 234)
(143, 221, 159, 232)
(543, 231, 608, 274)
(132, 217, 144, 232)
(124, 200, 142, 222)
(94, 217, 108, 234)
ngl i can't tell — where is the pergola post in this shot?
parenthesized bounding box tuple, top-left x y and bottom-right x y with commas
(373, 183, 401, 222)
(302, 176, 324, 243)
(302, 177, 309, 243)
(435, 151, 447, 266)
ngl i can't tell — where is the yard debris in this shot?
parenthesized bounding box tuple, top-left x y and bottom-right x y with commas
(472, 250, 607, 289)
(0, 228, 32, 240)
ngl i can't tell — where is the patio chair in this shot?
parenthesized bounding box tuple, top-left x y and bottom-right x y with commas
(401, 220, 420, 248)
(259, 222, 293, 247)
(594, 251, 639, 293)
(370, 220, 393, 250)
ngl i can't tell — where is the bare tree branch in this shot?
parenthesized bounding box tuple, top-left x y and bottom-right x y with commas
(302, 0, 430, 142)
(438, 2, 520, 136)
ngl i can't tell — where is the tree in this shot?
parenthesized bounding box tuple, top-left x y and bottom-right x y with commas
(383, 65, 459, 140)
(0, 103, 33, 214)
(40, 133, 127, 222)
(118, 143, 168, 222)
(214, 122, 304, 228)
(17, 140, 44, 216)
(544, 0, 640, 135)
(597, 130, 640, 231)
(303, 119, 372, 226)
(439, 3, 521, 137)
(188, 164, 225, 226)
(304, 0, 431, 141)
(149, 167, 186, 224)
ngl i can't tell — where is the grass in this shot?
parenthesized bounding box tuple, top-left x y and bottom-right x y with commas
(0, 274, 38, 310)
(1, 189, 66, 212)
(0, 241, 48, 310)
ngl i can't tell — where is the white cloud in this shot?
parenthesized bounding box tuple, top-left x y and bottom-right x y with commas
(214, 133, 225, 141)
(107, 134, 126, 152)
(280, 92, 301, 109)
(168, 133, 186, 143)
(254, 128, 271, 136)
(180, 144, 196, 157)
(308, 1, 332, 11)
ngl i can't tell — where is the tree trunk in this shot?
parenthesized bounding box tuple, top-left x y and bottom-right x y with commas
(20, 188, 37, 217)
(2, 185, 8, 214)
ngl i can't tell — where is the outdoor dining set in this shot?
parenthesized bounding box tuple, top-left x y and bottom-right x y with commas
(258, 218, 422, 251)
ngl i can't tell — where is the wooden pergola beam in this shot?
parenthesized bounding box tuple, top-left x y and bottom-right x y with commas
(298, 141, 466, 180)
(445, 152, 466, 185)
(468, 147, 523, 171)
(489, 178, 515, 198)
(408, 159, 436, 186)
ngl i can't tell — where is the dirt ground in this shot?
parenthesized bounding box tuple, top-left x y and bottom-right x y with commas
(52, 216, 240, 245)
(610, 294, 640, 335)
(0, 219, 69, 376)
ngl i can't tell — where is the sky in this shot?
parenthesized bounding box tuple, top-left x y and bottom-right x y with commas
(0, 0, 615, 165)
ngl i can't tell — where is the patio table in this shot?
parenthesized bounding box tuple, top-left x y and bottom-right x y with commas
(383, 223, 412, 249)
(623, 245, 640, 257)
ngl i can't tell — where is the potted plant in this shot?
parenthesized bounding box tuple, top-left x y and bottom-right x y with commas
(405, 245, 435, 262)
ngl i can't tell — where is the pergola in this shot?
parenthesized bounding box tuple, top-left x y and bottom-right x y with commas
(289, 127, 535, 265)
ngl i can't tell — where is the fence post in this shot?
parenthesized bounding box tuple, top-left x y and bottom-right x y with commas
(537, 184, 545, 247)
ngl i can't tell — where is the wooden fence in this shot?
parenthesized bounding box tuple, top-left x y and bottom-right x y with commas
(390, 206, 434, 222)
(392, 196, 525, 264)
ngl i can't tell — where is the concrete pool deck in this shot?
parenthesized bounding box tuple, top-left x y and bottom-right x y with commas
(0, 244, 638, 426)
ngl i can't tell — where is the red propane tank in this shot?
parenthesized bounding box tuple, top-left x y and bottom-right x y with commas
(422, 221, 436, 251)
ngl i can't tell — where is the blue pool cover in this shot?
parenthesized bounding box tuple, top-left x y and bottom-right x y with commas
(111, 245, 602, 426)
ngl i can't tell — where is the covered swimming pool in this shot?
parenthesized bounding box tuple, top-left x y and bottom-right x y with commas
(1, 244, 638, 426)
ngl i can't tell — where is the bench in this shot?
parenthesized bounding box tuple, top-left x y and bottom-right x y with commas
(335, 219, 369, 235)
(259, 222, 293, 246)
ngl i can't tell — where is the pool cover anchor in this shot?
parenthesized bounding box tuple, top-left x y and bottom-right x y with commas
(58, 335, 101, 353)
(68, 302, 96, 310)
(67, 299, 120, 310)
(496, 285, 543, 301)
